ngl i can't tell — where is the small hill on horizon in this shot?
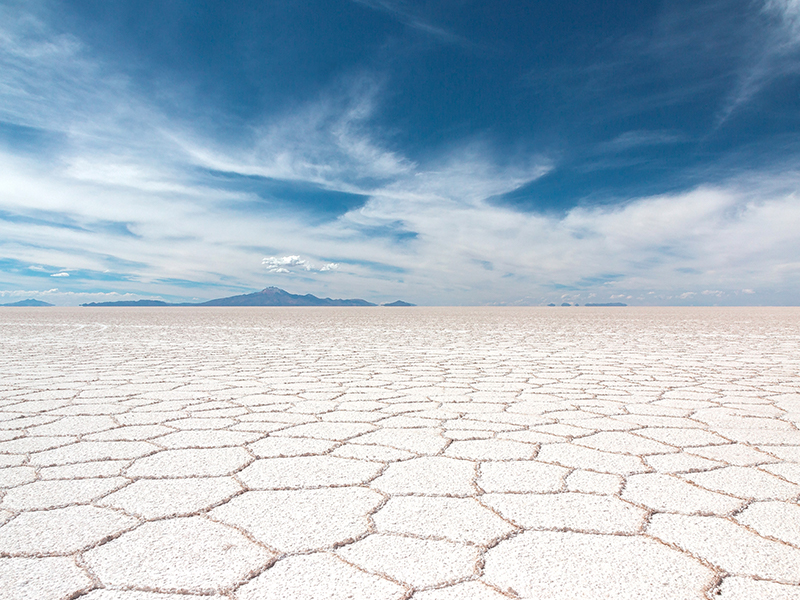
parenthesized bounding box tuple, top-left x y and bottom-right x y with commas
(382, 300, 416, 306)
(82, 287, 386, 307)
(584, 302, 628, 307)
(82, 299, 172, 307)
(0, 298, 54, 307)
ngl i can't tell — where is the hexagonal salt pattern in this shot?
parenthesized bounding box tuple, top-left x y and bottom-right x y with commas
(98, 476, 242, 519)
(712, 576, 800, 599)
(373, 496, 516, 544)
(483, 530, 715, 599)
(0, 505, 138, 555)
(412, 580, 513, 600)
(236, 552, 406, 600)
(647, 514, 800, 583)
(83, 516, 274, 592)
(237, 455, 382, 489)
(0, 557, 92, 600)
(337, 534, 480, 588)
(2, 306, 800, 598)
(81, 593, 229, 600)
(210, 487, 383, 552)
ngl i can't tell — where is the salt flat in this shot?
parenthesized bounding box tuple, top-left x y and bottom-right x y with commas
(0, 307, 799, 600)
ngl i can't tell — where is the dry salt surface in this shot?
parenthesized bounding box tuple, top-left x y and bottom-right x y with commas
(1, 306, 800, 600)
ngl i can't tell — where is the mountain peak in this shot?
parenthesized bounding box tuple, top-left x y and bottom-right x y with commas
(198, 287, 376, 306)
(1, 298, 54, 307)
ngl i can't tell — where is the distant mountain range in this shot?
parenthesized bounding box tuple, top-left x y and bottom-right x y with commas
(547, 302, 627, 307)
(81, 287, 415, 307)
(81, 299, 175, 307)
(584, 302, 627, 307)
(0, 298, 54, 307)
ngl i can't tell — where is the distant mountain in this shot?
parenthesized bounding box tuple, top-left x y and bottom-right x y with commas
(1, 298, 54, 307)
(382, 300, 416, 306)
(584, 302, 628, 307)
(82, 299, 172, 307)
(198, 287, 376, 306)
(81, 287, 380, 307)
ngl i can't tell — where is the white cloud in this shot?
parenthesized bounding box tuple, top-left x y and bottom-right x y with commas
(261, 257, 341, 274)
(50, 272, 69, 277)
(679, 292, 697, 299)
(262, 256, 312, 273)
(0, 288, 58, 297)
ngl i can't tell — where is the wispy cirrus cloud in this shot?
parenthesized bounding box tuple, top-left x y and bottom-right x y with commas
(176, 75, 415, 189)
(600, 130, 685, 152)
(716, 0, 800, 123)
(765, 0, 800, 42)
(349, 0, 468, 46)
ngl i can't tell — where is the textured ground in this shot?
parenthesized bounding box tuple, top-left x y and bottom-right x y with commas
(1, 307, 799, 600)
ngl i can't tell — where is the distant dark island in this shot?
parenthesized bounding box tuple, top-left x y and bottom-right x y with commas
(0, 298, 54, 307)
(81, 299, 173, 307)
(82, 287, 389, 307)
(382, 300, 416, 307)
(585, 302, 628, 307)
(546, 302, 627, 307)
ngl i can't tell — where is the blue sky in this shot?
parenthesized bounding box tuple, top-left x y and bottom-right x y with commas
(1, 0, 799, 305)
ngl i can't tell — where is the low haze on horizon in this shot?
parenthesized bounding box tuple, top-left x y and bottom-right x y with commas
(1, 0, 799, 306)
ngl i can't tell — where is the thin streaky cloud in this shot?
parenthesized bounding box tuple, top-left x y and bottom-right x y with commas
(716, 0, 800, 125)
(349, 0, 469, 46)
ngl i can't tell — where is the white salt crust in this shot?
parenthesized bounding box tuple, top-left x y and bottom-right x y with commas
(1, 306, 799, 598)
